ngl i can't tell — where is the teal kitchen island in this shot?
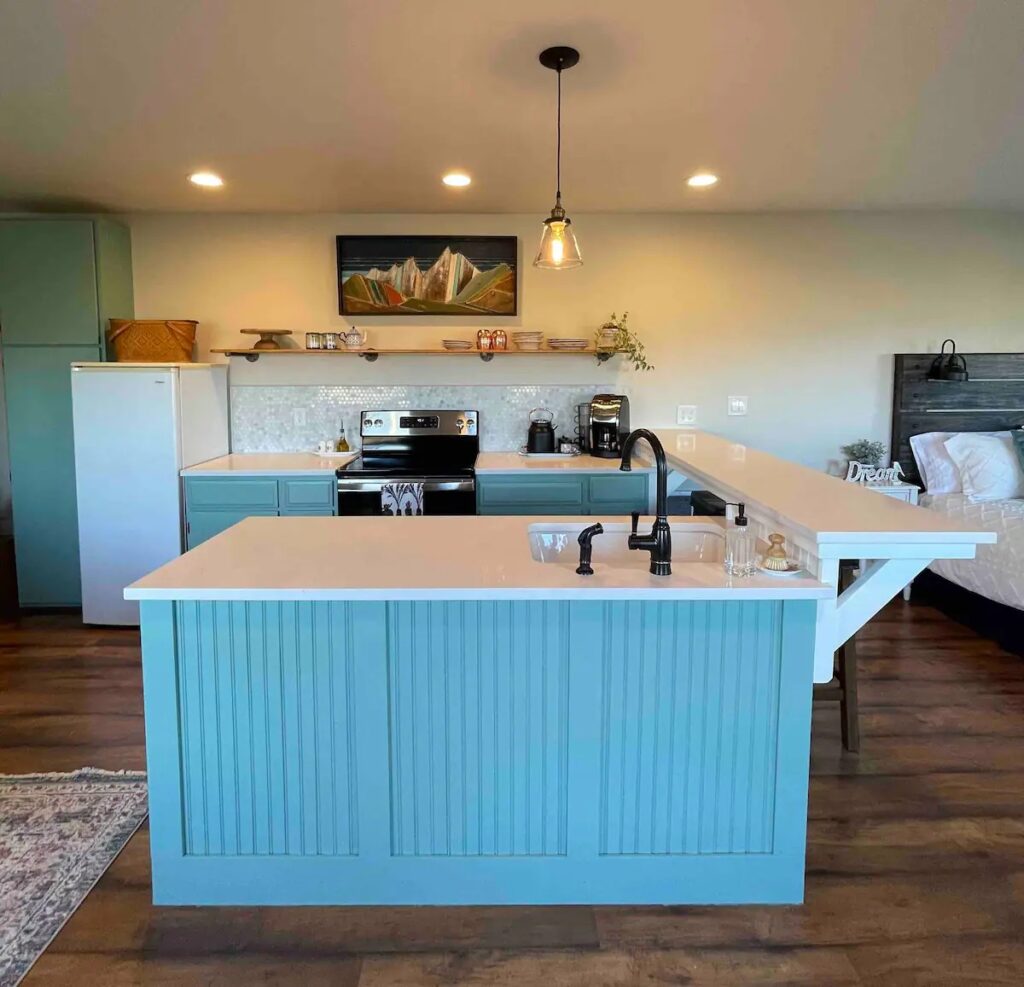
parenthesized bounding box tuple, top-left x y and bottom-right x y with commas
(127, 512, 831, 906)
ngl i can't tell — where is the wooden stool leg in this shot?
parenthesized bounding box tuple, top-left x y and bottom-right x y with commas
(838, 632, 860, 753)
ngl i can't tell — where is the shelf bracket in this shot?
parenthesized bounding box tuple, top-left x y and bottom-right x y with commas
(596, 351, 614, 364)
(479, 352, 494, 363)
(244, 352, 260, 363)
(359, 351, 379, 363)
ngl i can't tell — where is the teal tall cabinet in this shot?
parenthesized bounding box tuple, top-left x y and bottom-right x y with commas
(0, 219, 134, 607)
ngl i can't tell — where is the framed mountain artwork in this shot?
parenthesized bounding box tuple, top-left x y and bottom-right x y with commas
(337, 235, 518, 316)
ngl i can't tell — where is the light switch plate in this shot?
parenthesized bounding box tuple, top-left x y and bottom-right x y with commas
(727, 395, 748, 416)
(293, 407, 307, 426)
(676, 404, 697, 425)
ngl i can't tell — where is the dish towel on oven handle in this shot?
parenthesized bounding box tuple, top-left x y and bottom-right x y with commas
(381, 481, 425, 516)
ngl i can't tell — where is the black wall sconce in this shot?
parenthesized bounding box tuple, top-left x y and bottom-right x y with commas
(928, 339, 969, 382)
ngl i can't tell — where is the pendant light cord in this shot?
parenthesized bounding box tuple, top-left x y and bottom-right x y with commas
(556, 65, 562, 202)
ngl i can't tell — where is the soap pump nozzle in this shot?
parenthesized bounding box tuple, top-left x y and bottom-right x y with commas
(726, 502, 748, 526)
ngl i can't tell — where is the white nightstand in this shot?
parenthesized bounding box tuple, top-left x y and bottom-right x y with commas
(858, 481, 921, 599)
(862, 480, 920, 507)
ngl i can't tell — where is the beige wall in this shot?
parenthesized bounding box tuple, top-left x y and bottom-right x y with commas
(128, 210, 1024, 467)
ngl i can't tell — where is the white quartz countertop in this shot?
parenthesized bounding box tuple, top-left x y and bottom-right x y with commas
(182, 451, 652, 477)
(475, 452, 656, 472)
(656, 429, 995, 548)
(125, 515, 831, 602)
(181, 453, 356, 476)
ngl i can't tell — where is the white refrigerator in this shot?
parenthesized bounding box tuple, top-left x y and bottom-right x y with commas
(71, 363, 229, 625)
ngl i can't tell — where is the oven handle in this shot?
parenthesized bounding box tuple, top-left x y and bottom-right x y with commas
(336, 477, 475, 494)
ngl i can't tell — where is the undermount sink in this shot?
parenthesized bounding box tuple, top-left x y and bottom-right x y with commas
(528, 521, 724, 566)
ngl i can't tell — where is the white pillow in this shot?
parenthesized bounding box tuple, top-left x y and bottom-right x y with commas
(943, 433, 1024, 502)
(910, 430, 1010, 494)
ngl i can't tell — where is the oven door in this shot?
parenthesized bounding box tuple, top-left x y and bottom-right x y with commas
(336, 476, 476, 516)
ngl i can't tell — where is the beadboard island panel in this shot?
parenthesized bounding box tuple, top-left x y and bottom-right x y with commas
(140, 596, 815, 905)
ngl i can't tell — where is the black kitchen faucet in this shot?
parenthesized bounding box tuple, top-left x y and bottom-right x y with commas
(619, 429, 672, 576)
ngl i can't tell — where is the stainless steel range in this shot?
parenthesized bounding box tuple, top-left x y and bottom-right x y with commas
(336, 410, 479, 515)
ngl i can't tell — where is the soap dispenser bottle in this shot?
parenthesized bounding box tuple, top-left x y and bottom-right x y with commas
(724, 502, 756, 577)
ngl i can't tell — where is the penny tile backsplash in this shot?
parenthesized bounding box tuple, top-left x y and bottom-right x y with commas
(230, 384, 619, 452)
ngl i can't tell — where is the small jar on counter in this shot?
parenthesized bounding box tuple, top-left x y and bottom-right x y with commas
(305, 332, 322, 350)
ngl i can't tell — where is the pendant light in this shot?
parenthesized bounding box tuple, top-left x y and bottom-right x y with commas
(534, 46, 582, 269)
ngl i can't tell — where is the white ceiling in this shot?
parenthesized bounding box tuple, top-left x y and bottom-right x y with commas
(1, 0, 1023, 213)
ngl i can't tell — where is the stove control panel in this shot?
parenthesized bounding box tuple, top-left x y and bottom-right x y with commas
(359, 410, 478, 437)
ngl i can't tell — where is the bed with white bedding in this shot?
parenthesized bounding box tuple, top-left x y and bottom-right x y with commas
(891, 351, 1024, 651)
(920, 493, 1024, 612)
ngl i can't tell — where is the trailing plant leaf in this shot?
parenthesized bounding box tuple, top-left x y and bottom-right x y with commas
(595, 310, 654, 372)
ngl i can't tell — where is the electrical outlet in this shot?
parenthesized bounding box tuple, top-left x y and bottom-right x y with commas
(293, 407, 307, 426)
(676, 404, 697, 426)
(727, 395, 748, 416)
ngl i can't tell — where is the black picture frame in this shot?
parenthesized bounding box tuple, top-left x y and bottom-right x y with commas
(337, 235, 518, 317)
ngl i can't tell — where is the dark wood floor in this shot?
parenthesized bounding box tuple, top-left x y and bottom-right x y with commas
(3, 603, 1024, 985)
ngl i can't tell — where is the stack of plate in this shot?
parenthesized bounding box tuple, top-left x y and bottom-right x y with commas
(548, 337, 589, 350)
(442, 339, 472, 350)
(511, 331, 544, 351)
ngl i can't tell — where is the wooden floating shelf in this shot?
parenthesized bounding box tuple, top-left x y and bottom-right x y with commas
(211, 346, 618, 364)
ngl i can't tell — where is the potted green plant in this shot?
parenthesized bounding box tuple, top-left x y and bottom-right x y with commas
(595, 311, 653, 372)
(840, 439, 887, 468)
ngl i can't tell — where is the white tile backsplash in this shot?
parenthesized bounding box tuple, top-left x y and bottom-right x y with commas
(230, 384, 620, 452)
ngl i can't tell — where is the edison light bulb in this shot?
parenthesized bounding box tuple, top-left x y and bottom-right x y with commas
(549, 224, 565, 264)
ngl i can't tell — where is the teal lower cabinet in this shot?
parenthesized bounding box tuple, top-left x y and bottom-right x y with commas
(186, 509, 277, 548)
(139, 597, 815, 905)
(184, 476, 337, 549)
(476, 471, 649, 515)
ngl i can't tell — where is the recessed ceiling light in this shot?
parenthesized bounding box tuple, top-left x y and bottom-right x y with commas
(687, 172, 719, 188)
(442, 172, 471, 187)
(189, 171, 224, 188)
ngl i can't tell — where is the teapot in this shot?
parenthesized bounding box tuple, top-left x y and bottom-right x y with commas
(344, 327, 367, 349)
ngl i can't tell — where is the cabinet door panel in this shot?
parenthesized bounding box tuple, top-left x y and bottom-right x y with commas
(279, 478, 336, 511)
(3, 345, 99, 605)
(0, 221, 99, 344)
(186, 510, 276, 549)
(477, 476, 585, 512)
(588, 474, 648, 506)
(185, 478, 279, 510)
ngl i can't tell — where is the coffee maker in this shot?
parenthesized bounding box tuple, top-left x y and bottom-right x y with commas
(588, 394, 630, 458)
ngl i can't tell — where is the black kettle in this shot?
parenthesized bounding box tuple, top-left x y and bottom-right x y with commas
(527, 408, 556, 454)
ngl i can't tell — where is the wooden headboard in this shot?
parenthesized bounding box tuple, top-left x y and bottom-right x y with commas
(891, 353, 1024, 487)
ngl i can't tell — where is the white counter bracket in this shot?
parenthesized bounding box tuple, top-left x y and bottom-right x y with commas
(657, 430, 992, 684)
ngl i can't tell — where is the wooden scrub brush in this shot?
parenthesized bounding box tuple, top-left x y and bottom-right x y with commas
(762, 533, 791, 571)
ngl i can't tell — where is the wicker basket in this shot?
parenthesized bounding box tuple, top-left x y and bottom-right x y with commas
(107, 320, 197, 362)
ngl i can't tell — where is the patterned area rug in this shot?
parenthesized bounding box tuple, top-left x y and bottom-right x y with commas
(0, 769, 148, 986)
